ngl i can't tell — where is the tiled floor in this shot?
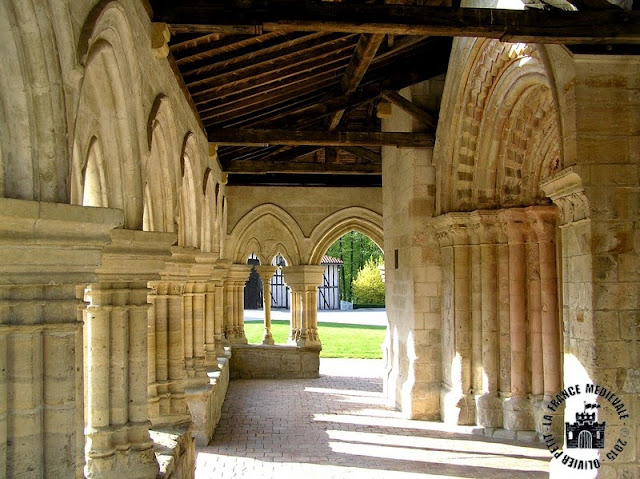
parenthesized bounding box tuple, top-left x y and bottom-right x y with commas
(196, 359, 550, 478)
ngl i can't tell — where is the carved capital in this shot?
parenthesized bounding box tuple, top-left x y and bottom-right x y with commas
(540, 167, 589, 225)
(150, 23, 170, 58)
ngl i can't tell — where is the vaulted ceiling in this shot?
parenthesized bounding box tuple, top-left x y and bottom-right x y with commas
(150, 1, 639, 187)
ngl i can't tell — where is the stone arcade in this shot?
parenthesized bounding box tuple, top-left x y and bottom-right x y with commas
(0, 1, 638, 478)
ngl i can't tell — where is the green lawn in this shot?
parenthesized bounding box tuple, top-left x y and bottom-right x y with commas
(244, 319, 386, 359)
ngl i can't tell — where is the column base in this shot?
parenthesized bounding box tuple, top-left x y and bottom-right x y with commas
(476, 393, 504, 428)
(503, 395, 534, 431)
(534, 396, 563, 438)
(85, 426, 159, 479)
(442, 389, 476, 425)
(262, 331, 275, 345)
(151, 422, 195, 479)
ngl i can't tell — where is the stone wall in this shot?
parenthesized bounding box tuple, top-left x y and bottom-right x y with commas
(381, 85, 443, 419)
(230, 345, 321, 379)
(225, 186, 383, 266)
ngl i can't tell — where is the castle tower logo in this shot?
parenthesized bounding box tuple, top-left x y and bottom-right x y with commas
(565, 403, 605, 449)
(543, 383, 630, 474)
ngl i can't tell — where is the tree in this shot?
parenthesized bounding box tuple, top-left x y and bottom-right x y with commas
(352, 257, 385, 306)
(326, 231, 383, 302)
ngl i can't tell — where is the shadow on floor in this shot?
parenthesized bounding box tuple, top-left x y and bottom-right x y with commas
(196, 359, 550, 478)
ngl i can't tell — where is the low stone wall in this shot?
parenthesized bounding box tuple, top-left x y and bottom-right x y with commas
(230, 344, 321, 379)
(152, 423, 196, 479)
(154, 352, 231, 477)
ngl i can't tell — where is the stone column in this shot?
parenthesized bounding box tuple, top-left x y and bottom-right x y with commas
(434, 215, 475, 425)
(256, 265, 279, 345)
(476, 213, 503, 428)
(0, 200, 122, 479)
(528, 206, 562, 436)
(503, 210, 533, 431)
(84, 229, 175, 479)
(225, 265, 252, 344)
(288, 290, 301, 344)
(283, 266, 326, 349)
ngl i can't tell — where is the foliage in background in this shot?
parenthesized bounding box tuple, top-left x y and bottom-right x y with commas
(244, 320, 385, 359)
(325, 231, 383, 303)
(352, 257, 385, 305)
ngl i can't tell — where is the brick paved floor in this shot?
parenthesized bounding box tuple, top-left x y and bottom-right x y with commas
(196, 359, 550, 478)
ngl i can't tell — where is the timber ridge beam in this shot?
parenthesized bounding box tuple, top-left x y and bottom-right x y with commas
(153, 3, 640, 45)
(209, 129, 434, 147)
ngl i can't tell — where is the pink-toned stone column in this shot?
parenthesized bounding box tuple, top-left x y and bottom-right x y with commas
(476, 214, 503, 428)
(434, 215, 475, 426)
(503, 210, 533, 431)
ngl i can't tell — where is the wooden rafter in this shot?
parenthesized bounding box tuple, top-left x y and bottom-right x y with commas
(189, 39, 357, 98)
(339, 146, 381, 164)
(328, 33, 385, 130)
(208, 129, 434, 147)
(154, 3, 640, 45)
(382, 91, 437, 129)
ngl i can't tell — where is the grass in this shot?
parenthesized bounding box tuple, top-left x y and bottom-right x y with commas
(243, 319, 386, 359)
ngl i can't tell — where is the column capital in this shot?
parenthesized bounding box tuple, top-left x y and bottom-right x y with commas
(0, 198, 123, 285)
(283, 265, 326, 290)
(525, 206, 557, 242)
(540, 166, 589, 225)
(501, 208, 530, 244)
(226, 264, 253, 284)
(432, 213, 471, 247)
(255, 265, 279, 278)
(96, 229, 176, 282)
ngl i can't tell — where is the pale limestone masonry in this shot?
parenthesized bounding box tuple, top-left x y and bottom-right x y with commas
(0, 199, 123, 478)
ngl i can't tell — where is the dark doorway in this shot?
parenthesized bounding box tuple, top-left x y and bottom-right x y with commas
(244, 256, 263, 310)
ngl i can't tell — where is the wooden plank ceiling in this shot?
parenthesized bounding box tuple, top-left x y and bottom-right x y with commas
(151, 1, 639, 187)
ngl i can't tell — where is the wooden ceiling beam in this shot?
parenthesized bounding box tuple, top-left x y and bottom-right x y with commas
(183, 32, 332, 78)
(153, 3, 640, 45)
(224, 160, 381, 174)
(382, 90, 437, 129)
(200, 78, 338, 125)
(193, 54, 346, 107)
(339, 146, 381, 164)
(175, 32, 288, 66)
(189, 41, 356, 98)
(208, 129, 434, 147)
(268, 39, 452, 128)
(328, 33, 385, 130)
(196, 68, 341, 115)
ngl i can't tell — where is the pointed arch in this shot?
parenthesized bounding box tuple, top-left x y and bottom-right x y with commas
(308, 207, 384, 265)
(227, 204, 304, 266)
(177, 132, 202, 248)
(71, 1, 145, 228)
(0, 0, 68, 201)
(144, 95, 179, 232)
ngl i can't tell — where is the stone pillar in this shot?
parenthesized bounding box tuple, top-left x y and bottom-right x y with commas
(288, 290, 301, 344)
(542, 55, 640, 476)
(84, 230, 175, 479)
(0, 199, 123, 479)
(224, 265, 252, 344)
(147, 280, 191, 428)
(434, 215, 475, 425)
(283, 266, 326, 349)
(528, 207, 562, 436)
(503, 210, 533, 431)
(476, 213, 503, 428)
(256, 265, 279, 345)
